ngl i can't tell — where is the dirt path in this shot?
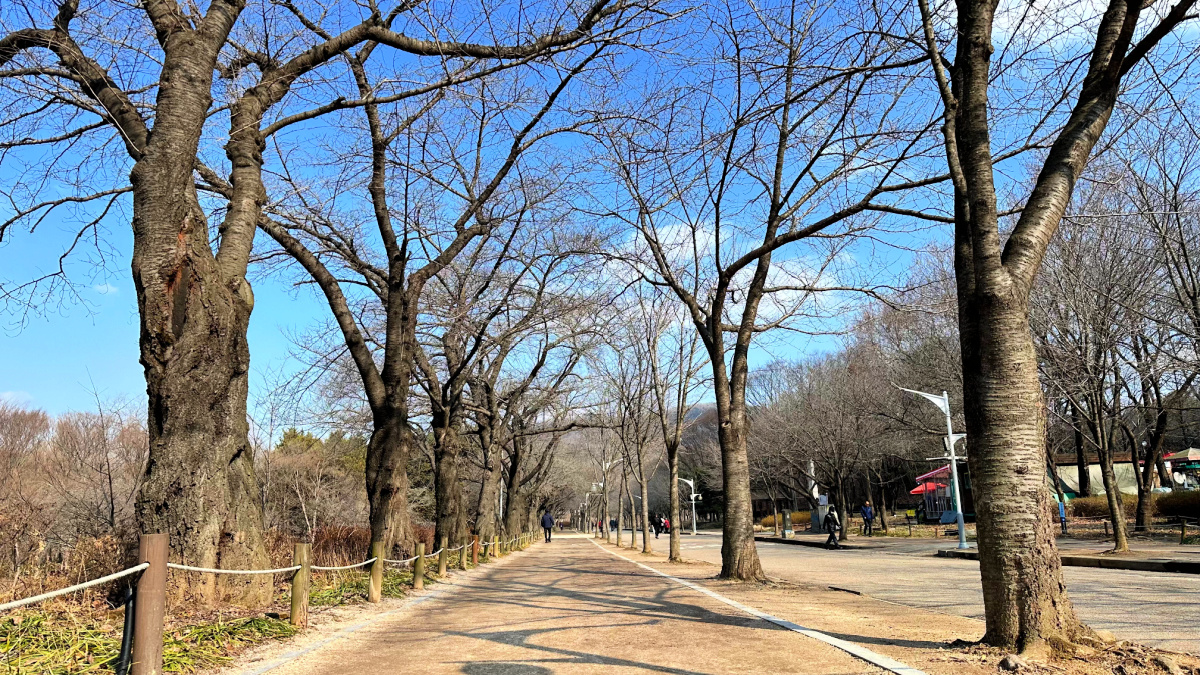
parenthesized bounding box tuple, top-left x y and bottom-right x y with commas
(240, 535, 894, 674)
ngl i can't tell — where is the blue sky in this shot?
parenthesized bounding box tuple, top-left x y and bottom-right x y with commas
(0, 202, 853, 417)
(0, 212, 331, 415)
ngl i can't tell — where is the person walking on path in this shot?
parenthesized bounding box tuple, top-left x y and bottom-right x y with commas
(824, 507, 841, 549)
(860, 501, 875, 537)
(542, 511, 555, 543)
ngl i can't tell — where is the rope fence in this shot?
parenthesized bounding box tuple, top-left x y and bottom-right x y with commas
(311, 557, 377, 571)
(0, 563, 149, 613)
(0, 529, 543, 675)
(167, 562, 303, 575)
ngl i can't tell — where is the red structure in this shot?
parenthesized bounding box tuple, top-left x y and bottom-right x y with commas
(910, 464, 975, 522)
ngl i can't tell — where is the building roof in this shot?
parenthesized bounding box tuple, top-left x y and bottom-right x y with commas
(914, 465, 951, 483)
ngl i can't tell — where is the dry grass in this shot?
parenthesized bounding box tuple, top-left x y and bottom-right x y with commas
(0, 526, 481, 674)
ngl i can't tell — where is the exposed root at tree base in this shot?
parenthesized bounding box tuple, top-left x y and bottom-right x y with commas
(955, 639, 1200, 674)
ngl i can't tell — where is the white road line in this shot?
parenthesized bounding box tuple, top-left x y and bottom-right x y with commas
(588, 539, 927, 675)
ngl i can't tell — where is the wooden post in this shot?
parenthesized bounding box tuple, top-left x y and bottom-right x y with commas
(458, 536, 469, 570)
(131, 533, 167, 675)
(413, 543, 425, 590)
(290, 543, 311, 627)
(472, 535, 479, 566)
(438, 537, 448, 576)
(1181, 520, 1188, 545)
(368, 541, 384, 603)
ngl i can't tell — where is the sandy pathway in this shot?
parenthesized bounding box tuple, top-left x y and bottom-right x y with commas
(254, 535, 888, 675)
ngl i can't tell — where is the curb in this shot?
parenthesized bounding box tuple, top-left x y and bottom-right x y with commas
(936, 548, 1200, 574)
(755, 535, 869, 550)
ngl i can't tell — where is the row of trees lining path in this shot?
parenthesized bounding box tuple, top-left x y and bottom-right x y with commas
(2, 0, 1198, 656)
(0, 0, 641, 602)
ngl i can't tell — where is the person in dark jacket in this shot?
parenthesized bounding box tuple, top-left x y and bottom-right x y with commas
(823, 507, 841, 549)
(541, 511, 555, 542)
(860, 501, 875, 537)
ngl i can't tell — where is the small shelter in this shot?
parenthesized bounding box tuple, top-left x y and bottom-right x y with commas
(910, 464, 974, 523)
(1165, 449, 1200, 489)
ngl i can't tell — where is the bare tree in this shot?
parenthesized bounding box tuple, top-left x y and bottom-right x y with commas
(598, 0, 932, 579)
(258, 35, 632, 554)
(915, 0, 1199, 650)
(1, 0, 636, 600)
(638, 291, 706, 561)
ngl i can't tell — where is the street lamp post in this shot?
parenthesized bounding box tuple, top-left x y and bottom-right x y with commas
(678, 478, 701, 536)
(898, 386, 969, 550)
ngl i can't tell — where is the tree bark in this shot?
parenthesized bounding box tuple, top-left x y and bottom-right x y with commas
(365, 410, 415, 556)
(959, 298, 1081, 652)
(1072, 408, 1092, 497)
(713, 361, 765, 580)
(432, 422, 465, 550)
(617, 466, 627, 547)
(474, 446, 503, 542)
(131, 21, 270, 605)
(668, 441, 681, 561)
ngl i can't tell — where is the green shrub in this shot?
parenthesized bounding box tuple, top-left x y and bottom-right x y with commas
(1067, 494, 1137, 518)
(1155, 490, 1200, 519)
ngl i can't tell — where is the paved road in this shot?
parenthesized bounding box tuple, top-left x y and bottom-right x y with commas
(675, 533, 1200, 654)
(260, 537, 889, 675)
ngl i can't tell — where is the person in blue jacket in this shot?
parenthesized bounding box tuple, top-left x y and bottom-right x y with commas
(541, 511, 556, 542)
(860, 501, 875, 537)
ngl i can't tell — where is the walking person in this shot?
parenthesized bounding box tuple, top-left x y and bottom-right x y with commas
(542, 510, 555, 543)
(653, 514, 662, 539)
(823, 506, 841, 549)
(861, 501, 875, 537)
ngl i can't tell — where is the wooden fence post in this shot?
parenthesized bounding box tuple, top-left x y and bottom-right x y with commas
(472, 535, 479, 566)
(438, 537, 448, 576)
(458, 536, 468, 570)
(368, 541, 384, 603)
(492, 536, 499, 557)
(131, 533, 167, 675)
(290, 543, 311, 627)
(413, 543, 425, 590)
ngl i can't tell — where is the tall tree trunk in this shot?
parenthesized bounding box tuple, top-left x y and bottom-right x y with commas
(960, 298, 1080, 652)
(638, 462, 652, 554)
(712, 362, 765, 580)
(624, 471, 635, 547)
(503, 442, 528, 537)
(366, 411, 414, 556)
(1072, 407, 1091, 497)
(876, 472, 889, 534)
(475, 450, 503, 543)
(132, 44, 269, 604)
(836, 477, 849, 542)
(1096, 443, 1129, 552)
(668, 442, 681, 561)
(433, 422, 465, 549)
